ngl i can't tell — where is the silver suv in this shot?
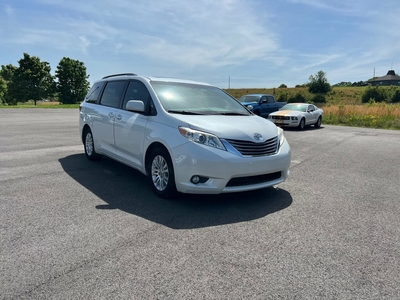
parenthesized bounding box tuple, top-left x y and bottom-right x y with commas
(79, 73, 291, 198)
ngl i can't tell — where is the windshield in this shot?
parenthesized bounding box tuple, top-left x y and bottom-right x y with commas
(281, 104, 308, 112)
(238, 95, 260, 103)
(150, 81, 251, 115)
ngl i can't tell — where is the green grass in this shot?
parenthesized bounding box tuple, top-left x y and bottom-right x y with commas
(0, 101, 79, 108)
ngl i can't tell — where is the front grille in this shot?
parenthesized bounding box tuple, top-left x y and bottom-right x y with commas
(272, 116, 290, 120)
(227, 172, 282, 187)
(225, 136, 278, 156)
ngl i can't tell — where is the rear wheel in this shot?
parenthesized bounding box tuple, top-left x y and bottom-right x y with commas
(83, 128, 101, 161)
(315, 116, 322, 128)
(148, 148, 177, 199)
(298, 118, 305, 130)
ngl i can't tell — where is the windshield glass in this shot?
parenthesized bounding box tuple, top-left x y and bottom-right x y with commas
(281, 104, 308, 112)
(238, 95, 260, 103)
(150, 81, 251, 115)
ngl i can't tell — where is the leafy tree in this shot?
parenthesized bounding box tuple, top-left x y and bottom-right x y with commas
(0, 77, 7, 104)
(55, 57, 90, 104)
(11, 53, 54, 105)
(308, 70, 331, 94)
(278, 84, 287, 88)
(0, 64, 18, 104)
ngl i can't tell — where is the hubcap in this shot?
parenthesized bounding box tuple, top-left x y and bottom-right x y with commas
(85, 132, 93, 156)
(151, 155, 169, 191)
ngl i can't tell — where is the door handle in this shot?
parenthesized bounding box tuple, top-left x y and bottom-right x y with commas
(108, 112, 114, 119)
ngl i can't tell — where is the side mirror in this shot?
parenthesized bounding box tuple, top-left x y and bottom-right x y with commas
(126, 100, 145, 112)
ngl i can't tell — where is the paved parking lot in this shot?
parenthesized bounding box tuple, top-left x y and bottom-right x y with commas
(1, 109, 399, 299)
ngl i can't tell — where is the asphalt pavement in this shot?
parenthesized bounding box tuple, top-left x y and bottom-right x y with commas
(1, 109, 399, 299)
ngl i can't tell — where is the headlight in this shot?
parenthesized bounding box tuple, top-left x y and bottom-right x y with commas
(179, 127, 226, 151)
(246, 105, 253, 112)
(278, 127, 285, 147)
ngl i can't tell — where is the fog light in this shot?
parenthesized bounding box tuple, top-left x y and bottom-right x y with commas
(191, 176, 200, 184)
(190, 175, 209, 184)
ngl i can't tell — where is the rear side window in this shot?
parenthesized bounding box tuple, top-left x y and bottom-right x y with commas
(100, 81, 127, 108)
(266, 96, 275, 103)
(85, 82, 105, 103)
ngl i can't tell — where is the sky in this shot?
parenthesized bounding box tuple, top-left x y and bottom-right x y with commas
(1, 0, 399, 88)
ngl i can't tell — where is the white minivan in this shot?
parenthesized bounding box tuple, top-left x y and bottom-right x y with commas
(79, 73, 291, 198)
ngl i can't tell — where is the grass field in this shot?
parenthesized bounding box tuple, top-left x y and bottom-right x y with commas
(225, 86, 368, 105)
(0, 101, 79, 108)
(225, 86, 400, 130)
(1, 86, 400, 130)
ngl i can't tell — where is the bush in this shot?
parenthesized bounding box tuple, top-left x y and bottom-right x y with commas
(312, 94, 326, 103)
(288, 92, 306, 103)
(361, 87, 386, 103)
(391, 90, 400, 103)
(278, 84, 287, 88)
(277, 92, 288, 102)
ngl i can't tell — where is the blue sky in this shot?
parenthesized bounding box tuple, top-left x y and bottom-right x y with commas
(1, 0, 399, 88)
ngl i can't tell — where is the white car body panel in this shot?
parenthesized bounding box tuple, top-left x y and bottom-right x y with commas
(79, 75, 292, 195)
(268, 103, 324, 128)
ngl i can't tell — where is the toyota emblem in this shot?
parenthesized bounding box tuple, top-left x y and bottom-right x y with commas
(253, 133, 263, 141)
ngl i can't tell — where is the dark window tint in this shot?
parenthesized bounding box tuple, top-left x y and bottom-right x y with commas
(122, 81, 150, 110)
(100, 81, 127, 108)
(85, 82, 104, 103)
(266, 96, 275, 103)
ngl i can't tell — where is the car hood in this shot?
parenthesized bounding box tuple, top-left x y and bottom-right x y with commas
(239, 101, 257, 106)
(270, 110, 304, 116)
(171, 114, 278, 141)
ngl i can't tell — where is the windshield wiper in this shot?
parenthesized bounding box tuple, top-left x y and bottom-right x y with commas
(168, 110, 203, 115)
(217, 112, 248, 116)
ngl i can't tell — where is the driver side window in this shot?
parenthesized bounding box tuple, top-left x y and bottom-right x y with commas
(123, 81, 150, 110)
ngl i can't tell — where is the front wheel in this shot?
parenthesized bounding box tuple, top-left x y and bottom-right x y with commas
(298, 118, 305, 130)
(148, 148, 177, 199)
(314, 116, 322, 128)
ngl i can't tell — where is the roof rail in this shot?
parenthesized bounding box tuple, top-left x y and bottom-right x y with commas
(102, 73, 137, 79)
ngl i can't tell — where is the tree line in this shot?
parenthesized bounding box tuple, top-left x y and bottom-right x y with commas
(0, 53, 90, 105)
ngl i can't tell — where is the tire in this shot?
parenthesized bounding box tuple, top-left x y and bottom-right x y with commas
(148, 148, 177, 199)
(315, 116, 322, 128)
(83, 127, 101, 161)
(298, 118, 305, 130)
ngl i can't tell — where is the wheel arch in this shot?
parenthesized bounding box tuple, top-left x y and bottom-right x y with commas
(81, 124, 92, 144)
(144, 142, 171, 176)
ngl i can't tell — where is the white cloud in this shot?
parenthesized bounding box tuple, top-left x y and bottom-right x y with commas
(4, 4, 14, 16)
(2, 0, 400, 87)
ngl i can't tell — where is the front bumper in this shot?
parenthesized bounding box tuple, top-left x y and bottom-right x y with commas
(270, 119, 300, 127)
(170, 138, 291, 194)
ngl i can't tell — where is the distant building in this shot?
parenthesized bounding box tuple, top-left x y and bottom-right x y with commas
(370, 70, 400, 86)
